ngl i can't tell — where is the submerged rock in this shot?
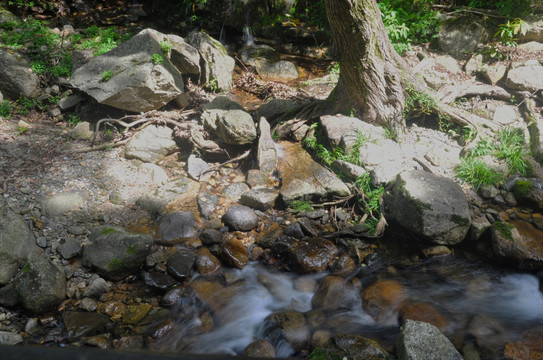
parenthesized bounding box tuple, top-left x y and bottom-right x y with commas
(362, 279, 407, 322)
(287, 238, 338, 273)
(311, 334, 393, 360)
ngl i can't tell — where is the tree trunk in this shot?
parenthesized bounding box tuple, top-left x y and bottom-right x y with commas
(325, 0, 409, 130)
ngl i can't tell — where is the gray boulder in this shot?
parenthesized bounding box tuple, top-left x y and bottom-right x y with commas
(201, 96, 256, 145)
(488, 221, 543, 270)
(222, 205, 259, 231)
(438, 16, 492, 59)
(124, 125, 178, 163)
(519, 14, 543, 43)
(239, 44, 279, 66)
(319, 115, 386, 152)
(256, 59, 299, 82)
(14, 253, 66, 313)
(0, 49, 41, 99)
(396, 320, 463, 360)
(70, 28, 185, 112)
(257, 117, 278, 174)
(40, 190, 89, 217)
(384, 170, 471, 245)
(505, 60, 543, 93)
(187, 31, 235, 91)
(165, 34, 200, 75)
(157, 211, 198, 245)
(240, 188, 279, 211)
(82, 225, 153, 280)
(0, 203, 40, 285)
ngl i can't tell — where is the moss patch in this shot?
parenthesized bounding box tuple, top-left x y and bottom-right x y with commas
(493, 221, 515, 241)
(512, 180, 535, 197)
(108, 258, 124, 271)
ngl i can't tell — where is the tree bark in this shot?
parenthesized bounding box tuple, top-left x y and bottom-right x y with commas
(325, 0, 408, 130)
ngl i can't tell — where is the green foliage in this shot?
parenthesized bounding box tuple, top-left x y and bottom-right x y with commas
(467, 0, 531, 18)
(151, 53, 164, 65)
(378, 0, 440, 54)
(75, 26, 130, 56)
(160, 40, 173, 54)
(100, 70, 114, 82)
(495, 127, 529, 175)
(0, 100, 13, 118)
(16, 96, 40, 115)
(17, 125, 28, 135)
(8, 0, 34, 12)
(66, 114, 81, 126)
(289, 200, 314, 213)
(495, 18, 528, 46)
(404, 86, 437, 117)
(512, 179, 534, 196)
(455, 157, 502, 190)
(291, 0, 328, 29)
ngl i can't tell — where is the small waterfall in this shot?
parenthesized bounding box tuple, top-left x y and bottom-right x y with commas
(242, 0, 254, 46)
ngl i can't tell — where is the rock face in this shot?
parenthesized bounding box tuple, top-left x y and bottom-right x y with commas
(438, 16, 491, 59)
(124, 125, 178, 163)
(0, 203, 40, 285)
(187, 31, 235, 91)
(384, 170, 471, 245)
(70, 28, 185, 112)
(488, 221, 543, 270)
(396, 320, 463, 360)
(505, 60, 543, 93)
(14, 253, 66, 313)
(0, 49, 41, 99)
(82, 226, 153, 280)
(257, 117, 278, 174)
(277, 141, 351, 205)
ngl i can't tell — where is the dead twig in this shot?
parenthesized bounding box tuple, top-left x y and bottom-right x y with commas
(198, 149, 251, 180)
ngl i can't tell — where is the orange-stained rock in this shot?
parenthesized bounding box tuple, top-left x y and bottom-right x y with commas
(362, 279, 407, 322)
(400, 302, 448, 332)
(195, 247, 221, 275)
(221, 237, 249, 269)
(504, 326, 543, 360)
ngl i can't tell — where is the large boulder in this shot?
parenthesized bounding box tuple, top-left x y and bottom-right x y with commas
(200, 96, 256, 145)
(384, 170, 471, 245)
(488, 221, 543, 270)
(277, 141, 351, 205)
(14, 253, 66, 313)
(519, 14, 543, 43)
(0, 203, 40, 285)
(124, 125, 178, 163)
(187, 31, 235, 91)
(70, 28, 185, 112)
(438, 16, 492, 59)
(0, 49, 40, 99)
(396, 320, 463, 360)
(82, 225, 153, 280)
(505, 60, 543, 93)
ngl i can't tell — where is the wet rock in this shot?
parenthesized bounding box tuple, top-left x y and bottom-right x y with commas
(0, 284, 19, 307)
(468, 314, 506, 357)
(240, 188, 279, 211)
(70, 29, 184, 112)
(288, 238, 338, 273)
(142, 271, 176, 291)
(256, 223, 283, 248)
(283, 222, 305, 239)
(40, 190, 89, 218)
(362, 279, 407, 322)
(200, 229, 224, 246)
(0, 203, 40, 285)
(59, 237, 82, 259)
(243, 339, 276, 357)
(0, 331, 23, 345)
(0, 48, 41, 99)
(222, 237, 249, 269)
(196, 247, 221, 274)
(186, 31, 234, 91)
(277, 141, 350, 205)
(396, 319, 462, 360)
(384, 170, 471, 245)
(79, 298, 98, 312)
(82, 225, 153, 281)
(488, 221, 543, 270)
(14, 253, 66, 313)
(313, 334, 392, 360)
(222, 205, 259, 231)
(166, 249, 195, 281)
(124, 125, 178, 163)
(257, 116, 278, 174)
(161, 287, 184, 307)
(311, 276, 348, 310)
(400, 302, 449, 332)
(157, 211, 198, 245)
(83, 276, 111, 297)
(264, 310, 309, 353)
(122, 303, 152, 324)
(115, 335, 145, 350)
(511, 178, 543, 210)
(62, 311, 109, 341)
(190, 278, 244, 312)
(82, 334, 111, 349)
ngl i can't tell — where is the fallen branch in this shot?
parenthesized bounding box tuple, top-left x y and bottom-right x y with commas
(198, 149, 252, 180)
(73, 138, 130, 153)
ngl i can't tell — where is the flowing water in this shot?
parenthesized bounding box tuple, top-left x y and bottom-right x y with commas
(150, 255, 543, 358)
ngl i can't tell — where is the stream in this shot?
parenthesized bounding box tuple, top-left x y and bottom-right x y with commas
(147, 253, 543, 358)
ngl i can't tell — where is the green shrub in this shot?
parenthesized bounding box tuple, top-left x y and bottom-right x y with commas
(467, 0, 531, 18)
(151, 53, 164, 65)
(455, 157, 502, 190)
(100, 70, 114, 82)
(0, 100, 13, 118)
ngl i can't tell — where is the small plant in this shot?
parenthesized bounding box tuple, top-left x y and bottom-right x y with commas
(100, 70, 114, 82)
(66, 114, 81, 126)
(455, 157, 502, 190)
(0, 100, 13, 118)
(16, 96, 39, 115)
(289, 200, 314, 213)
(151, 53, 164, 65)
(17, 125, 28, 135)
(160, 40, 172, 54)
(495, 127, 529, 175)
(495, 18, 528, 47)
